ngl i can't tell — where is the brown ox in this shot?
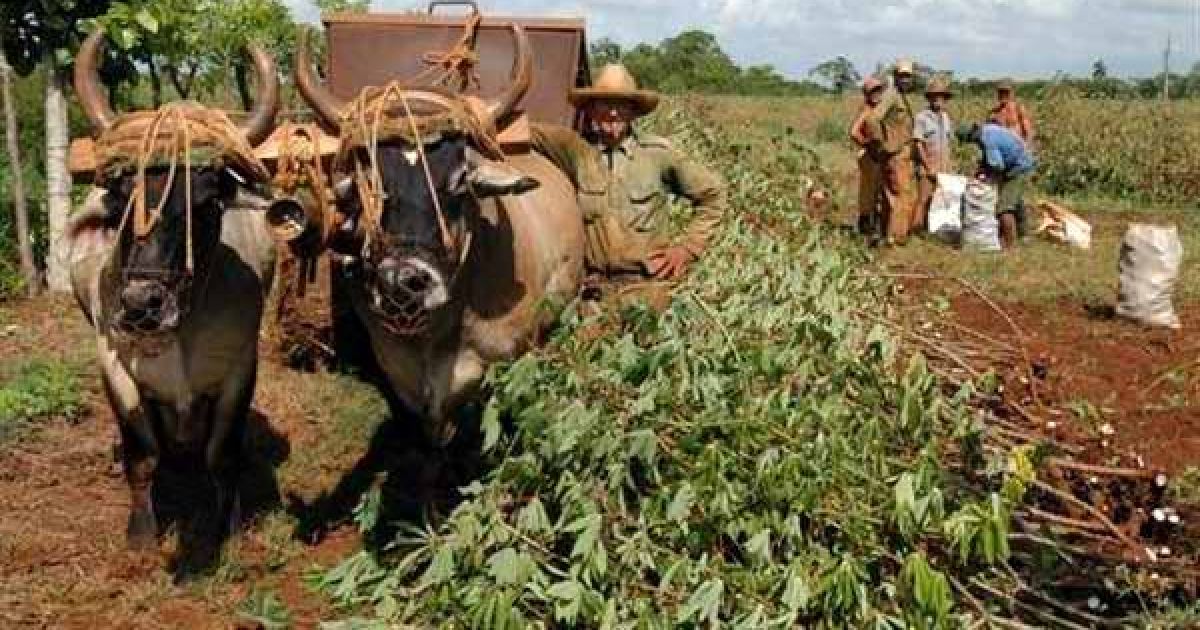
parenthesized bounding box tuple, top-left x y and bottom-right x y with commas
(66, 31, 279, 566)
(294, 24, 584, 444)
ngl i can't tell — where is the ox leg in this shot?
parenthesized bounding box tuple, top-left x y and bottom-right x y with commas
(103, 374, 160, 550)
(206, 362, 256, 540)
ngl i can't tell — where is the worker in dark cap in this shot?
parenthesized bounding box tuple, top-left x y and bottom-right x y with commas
(957, 121, 1036, 249)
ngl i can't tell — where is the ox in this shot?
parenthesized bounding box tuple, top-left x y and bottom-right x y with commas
(67, 31, 279, 561)
(294, 24, 585, 444)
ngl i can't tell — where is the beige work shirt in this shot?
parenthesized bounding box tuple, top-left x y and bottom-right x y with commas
(865, 87, 917, 157)
(592, 132, 725, 259)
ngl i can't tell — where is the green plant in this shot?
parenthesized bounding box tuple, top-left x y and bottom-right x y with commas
(0, 358, 84, 441)
(311, 101, 1058, 628)
(1168, 467, 1200, 505)
(814, 115, 846, 144)
(236, 589, 292, 630)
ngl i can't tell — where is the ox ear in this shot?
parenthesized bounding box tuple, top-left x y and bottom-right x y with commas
(466, 150, 540, 199)
(67, 187, 121, 263)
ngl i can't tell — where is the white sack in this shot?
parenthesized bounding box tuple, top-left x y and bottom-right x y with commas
(961, 180, 1001, 252)
(928, 173, 966, 243)
(1116, 223, 1182, 329)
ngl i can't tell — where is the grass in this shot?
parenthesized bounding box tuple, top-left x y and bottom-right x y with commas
(699, 94, 1200, 308)
(883, 194, 1200, 306)
(0, 357, 85, 443)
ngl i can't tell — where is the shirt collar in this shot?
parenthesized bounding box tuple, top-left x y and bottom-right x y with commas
(596, 130, 639, 156)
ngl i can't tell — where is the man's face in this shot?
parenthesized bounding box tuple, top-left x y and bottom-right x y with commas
(587, 100, 636, 147)
(895, 72, 915, 93)
(928, 94, 946, 111)
(866, 88, 885, 107)
(998, 88, 1013, 102)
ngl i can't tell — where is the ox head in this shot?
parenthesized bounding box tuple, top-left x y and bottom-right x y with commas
(74, 30, 278, 337)
(295, 25, 537, 336)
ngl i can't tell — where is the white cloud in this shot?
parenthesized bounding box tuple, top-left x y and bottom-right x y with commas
(286, 0, 1200, 78)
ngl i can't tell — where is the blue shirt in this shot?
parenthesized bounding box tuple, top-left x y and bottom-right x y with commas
(980, 123, 1035, 177)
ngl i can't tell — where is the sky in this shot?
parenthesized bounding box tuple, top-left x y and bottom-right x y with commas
(286, 0, 1200, 80)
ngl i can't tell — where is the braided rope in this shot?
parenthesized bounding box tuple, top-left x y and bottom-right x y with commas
(94, 103, 268, 274)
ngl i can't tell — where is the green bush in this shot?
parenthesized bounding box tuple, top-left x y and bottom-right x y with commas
(0, 358, 85, 441)
(309, 102, 1034, 628)
(813, 116, 846, 145)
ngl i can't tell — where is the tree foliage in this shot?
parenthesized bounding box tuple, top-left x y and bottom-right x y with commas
(809, 56, 861, 94)
(591, 30, 825, 97)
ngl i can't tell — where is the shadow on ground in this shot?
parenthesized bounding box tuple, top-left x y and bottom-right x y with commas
(148, 409, 290, 579)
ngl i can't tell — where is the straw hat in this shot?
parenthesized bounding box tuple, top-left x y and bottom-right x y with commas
(925, 77, 953, 97)
(997, 79, 1015, 93)
(568, 64, 660, 116)
(894, 58, 916, 76)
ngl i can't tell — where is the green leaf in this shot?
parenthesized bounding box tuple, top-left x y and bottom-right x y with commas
(486, 548, 526, 586)
(566, 514, 602, 561)
(134, 8, 159, 33)
(667, 482, 696, 524)
(677, 578, 724, 625)
(482, 401, 502, 453)
(547, 580, 583, 624)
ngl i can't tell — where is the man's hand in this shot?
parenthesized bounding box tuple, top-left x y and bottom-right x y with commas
(646, 245, 694, 280)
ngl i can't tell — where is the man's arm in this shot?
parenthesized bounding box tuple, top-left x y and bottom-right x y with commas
(1018, 103, 1036, 146)
(850, 106, 873, 147)
(667, 150, 727, 258)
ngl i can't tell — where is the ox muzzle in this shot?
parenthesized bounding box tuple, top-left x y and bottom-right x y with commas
(369, 254, 450, 336)
(116, 275, 186, 335)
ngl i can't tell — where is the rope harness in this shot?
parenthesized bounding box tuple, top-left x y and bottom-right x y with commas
(332, 84, 487, 335)
(94, 103, 268, 347)
(269, 123, 334, 298)
(416, 11, 484, 92)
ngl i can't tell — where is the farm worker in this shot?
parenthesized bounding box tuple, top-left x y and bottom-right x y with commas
(914, 76, 955, 232)
(850, 76, 887, 245)
(989, 80, 1035, 149)
(956, 122, 1036, 249)
(532, 64, 726, 279)
(863, 58, 919, 246)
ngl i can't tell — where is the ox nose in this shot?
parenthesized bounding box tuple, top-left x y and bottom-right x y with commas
(378, 257, 449, 310)
(120, 280, 169, 328)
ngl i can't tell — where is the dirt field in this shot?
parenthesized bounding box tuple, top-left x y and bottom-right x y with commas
(0, 292, 383, 628)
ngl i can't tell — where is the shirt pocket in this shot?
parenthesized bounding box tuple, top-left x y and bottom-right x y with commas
(624, 176, 665, 225)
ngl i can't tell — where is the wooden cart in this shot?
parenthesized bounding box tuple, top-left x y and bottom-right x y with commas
(321, 1, 591, 130)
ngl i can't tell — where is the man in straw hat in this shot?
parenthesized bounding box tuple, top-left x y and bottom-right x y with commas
(862, 58, 919, 246)
(850, 75, 887, 245)
(532, 64, 725, 279)
(914, 76, 955, 231)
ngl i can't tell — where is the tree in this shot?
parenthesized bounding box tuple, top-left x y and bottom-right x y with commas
(621, 43, 664, 90)
(0, 47, 37, 294)
(589, 37, 622, 69)
(809, 56, 860, 94)
(1092, 59, 1108, 81)
(315, 0, 369, 13)
(1, 1, 114, 293)
(656, 30, 739, 93)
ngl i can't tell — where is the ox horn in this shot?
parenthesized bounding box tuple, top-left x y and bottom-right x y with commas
(295, 28, 346, 134)
(74, 30, 117, 134)
(238, 43, 281, 146)
(482, 23, 533, 131)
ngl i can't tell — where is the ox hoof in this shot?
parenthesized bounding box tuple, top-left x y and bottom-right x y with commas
(126, 511, 158, 550)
